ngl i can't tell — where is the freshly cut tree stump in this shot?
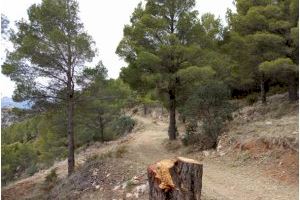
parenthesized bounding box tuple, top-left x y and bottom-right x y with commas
(147, 157, 203, 200)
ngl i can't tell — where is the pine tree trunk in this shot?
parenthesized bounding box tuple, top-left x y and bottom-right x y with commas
(100, 116, 104, 142)
(148, 157, 203, 200)
(181, 115, 186, 124)
(143, 104, 148, 116)
(260, 76, 267, 104)
(288, 77, 298, 101)
(168, 90, 177, 140)
(67, 94, 75, 176)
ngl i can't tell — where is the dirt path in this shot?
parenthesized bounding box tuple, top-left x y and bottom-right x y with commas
(2, 115, 299, 200)
(128, 116, 174, 164)
(127, 116, 299, 200)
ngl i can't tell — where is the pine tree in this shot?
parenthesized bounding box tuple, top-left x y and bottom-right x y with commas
(225, 0, 298, 102)
(116, 0, 213, 140)
(2, 0, 96, 175)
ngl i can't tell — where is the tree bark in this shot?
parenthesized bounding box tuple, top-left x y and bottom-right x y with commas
(260, 75, 267, 104)
(143, 103, 148, 116)
(288, 77, 298, 101)
(148, 157, 203, 200)
(168, 90, 177, 140)
(67, 56, 75, 175)
(100, 115, 104, 142)
(67, 94, 75, 176)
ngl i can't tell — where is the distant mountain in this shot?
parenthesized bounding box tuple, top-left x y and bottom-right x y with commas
(1, 97, 31, 109)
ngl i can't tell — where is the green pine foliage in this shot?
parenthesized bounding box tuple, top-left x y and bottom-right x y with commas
(2, 142, 38, 184)
(1, 73, 136, 184)
(1, 0, 298, 186)
(180, 82, 235, 149)
(225, 0, 299, 101)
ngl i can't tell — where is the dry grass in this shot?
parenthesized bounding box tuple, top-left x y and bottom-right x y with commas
(163, 139, 182, 152)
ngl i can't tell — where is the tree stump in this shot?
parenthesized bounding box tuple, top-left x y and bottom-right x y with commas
(147, 157, 203, 200)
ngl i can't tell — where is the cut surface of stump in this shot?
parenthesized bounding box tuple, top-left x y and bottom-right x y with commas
(147, 157, 203, 200)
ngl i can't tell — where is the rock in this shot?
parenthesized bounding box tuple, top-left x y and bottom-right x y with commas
(92, 170, 98, 176)
(203, 150, 210, 157)
(132, 179, 140, 185)
(95, 185, 100, 189)
(134, 183, 148, 195)
(265, 121, 272, 125)
(126, 193, 133, 198)
(217, 144, 222, 152)
(106, 173, 111, 177)
(219, 151, 226, 157)
(122, 182, 127, 189)
(113, 185, 121, 191)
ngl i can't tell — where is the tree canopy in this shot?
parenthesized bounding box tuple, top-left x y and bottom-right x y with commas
(117, 0, 225, 140)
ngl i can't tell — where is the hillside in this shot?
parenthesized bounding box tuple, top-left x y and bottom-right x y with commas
(2, 93, 298, 200)
(1, 97, 31, 109)
(1, 0, 299, 199)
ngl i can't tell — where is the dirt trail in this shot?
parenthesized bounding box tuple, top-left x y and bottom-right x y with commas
(2, 115, 299, 200)
(128, 116, 298, 200)
(128, 116, 174, 164)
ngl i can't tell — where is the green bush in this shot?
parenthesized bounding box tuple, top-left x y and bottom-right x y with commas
(43, 168, 58, 191)
(1, 142, 38, 184)
(267, 85, 288, 96)
(45, 168, 58, 183)
(112, 116, 135, 136)
(246, 93, 259, 105)
(26, 164, 38, 176)
(1, 116, 39, 144)
(181, 122, 198, 146)
(180, 82, 235, 149)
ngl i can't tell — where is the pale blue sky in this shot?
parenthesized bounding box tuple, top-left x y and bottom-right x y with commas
(1, 0, 235, 97)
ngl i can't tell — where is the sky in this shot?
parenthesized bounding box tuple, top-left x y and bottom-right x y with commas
(0, 0, 235, 98)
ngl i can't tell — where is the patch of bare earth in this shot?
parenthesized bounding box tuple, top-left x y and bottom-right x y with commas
(216, 93, 299, 186)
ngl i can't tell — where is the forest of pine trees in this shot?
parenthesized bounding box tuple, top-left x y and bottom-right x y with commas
(1, 0, 298, 185)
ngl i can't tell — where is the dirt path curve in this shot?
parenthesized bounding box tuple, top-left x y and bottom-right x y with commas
(128, 116, 299, 200)
(128, 116, 174, 164)
(2, 115, 299, 200)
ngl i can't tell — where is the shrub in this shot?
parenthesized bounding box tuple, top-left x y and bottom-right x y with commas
(43, 168, 58, 191)
(181, 122, 198, 146)
(1, 142, 38, 184)
(26, 164, 38, 176)
(115, 145, 128, 158)
(267, 85, 288, 96)
(246, 93, 259, 105)
(180, 82, 235, 149)
(112, 116, 135, 136)
(182, 128, 217, 150)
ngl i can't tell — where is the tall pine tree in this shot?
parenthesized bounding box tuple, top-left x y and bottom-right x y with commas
(117, 0, 212, 140)
(2, 0, 96, 175)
